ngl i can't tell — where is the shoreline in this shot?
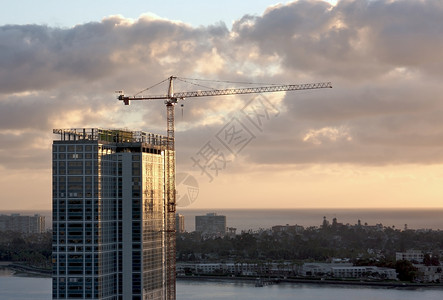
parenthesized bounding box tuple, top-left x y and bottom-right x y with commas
(2, 262, 442, 289)
(0, 262, 51, 278)
(177, 275, 443, 289)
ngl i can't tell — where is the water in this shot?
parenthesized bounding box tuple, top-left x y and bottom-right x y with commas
(0, 268, 51, 300)
(178, 208, 443, 232)
(2, 208, 442, 232)
(1, 271, 443, 300)
(0, 208, 443, 233)
(178, 280, 443, 300)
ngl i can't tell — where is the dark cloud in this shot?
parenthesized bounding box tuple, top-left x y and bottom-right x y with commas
(231, 0, 443, 79)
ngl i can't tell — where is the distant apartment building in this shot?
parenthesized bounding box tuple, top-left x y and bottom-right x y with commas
(176, 213, 185, 233)
(195, 213, 226, 236)
(0, 214, 45, 233)
(396, 250, 424, 263)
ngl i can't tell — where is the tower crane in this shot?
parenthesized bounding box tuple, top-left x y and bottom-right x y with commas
(117, 76, 332, 300)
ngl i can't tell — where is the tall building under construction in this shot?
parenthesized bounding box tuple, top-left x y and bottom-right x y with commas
(52, 128, 175, 300)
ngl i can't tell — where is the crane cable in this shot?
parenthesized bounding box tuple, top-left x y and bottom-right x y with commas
(134, 77, 170, 97)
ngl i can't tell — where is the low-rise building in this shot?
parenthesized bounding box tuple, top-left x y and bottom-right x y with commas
(396, 250, 424, 263)
(331, 266, 397, 280)
(177, 262, 297, 277)
(272, 224, 304, 234)
(414, 264, 443, 283)
(300, 262, 352, 277)
(300, 263, 397, 280)
(177, 262, 265, 276)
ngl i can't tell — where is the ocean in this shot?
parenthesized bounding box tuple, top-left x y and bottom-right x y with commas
(1, 208, 442, 232)
(178, 208, 443, 232)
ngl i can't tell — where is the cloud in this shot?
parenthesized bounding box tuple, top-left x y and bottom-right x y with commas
(1, 0, 443, 175)
(231, 0, 443, 80)
(303, 126, 352, 145)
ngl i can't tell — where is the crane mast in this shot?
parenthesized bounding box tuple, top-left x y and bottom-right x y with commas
(117, 76, 331, 300)
(165, 78, 176, 300)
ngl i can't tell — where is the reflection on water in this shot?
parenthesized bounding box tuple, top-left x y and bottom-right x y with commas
(0, 270, 51, 300)
(177, 280, 443, 300)
(0, 267, 14, 277)
(0, 272, 442, 300)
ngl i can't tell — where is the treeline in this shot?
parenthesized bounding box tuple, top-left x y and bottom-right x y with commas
(0, 231, 52, 269)
(177, 225, 443, 263)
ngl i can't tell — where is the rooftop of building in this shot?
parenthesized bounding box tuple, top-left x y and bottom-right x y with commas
(53, 128, 168, 145)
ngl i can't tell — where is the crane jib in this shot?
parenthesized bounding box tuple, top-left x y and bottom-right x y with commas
(118, 82, 332, 102)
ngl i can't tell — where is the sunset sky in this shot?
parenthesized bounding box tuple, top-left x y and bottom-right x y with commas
(1, 0, 443, 210)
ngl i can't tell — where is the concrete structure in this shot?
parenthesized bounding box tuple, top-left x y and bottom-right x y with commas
(195, 213, 226, 236)
(396, 250, 424, 263)
(0, 214, 45, 233)
(176, 213, 185, 233)
(52, 128, 174, 300)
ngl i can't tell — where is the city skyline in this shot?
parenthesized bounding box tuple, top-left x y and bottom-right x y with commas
(2, 0, 443, 210)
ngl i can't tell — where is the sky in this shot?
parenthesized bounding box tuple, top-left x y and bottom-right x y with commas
(1, 0, 443, 210)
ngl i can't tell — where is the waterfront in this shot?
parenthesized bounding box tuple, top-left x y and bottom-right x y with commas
(1, 270, 443, 300)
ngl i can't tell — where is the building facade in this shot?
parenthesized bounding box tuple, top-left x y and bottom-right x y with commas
(195, 213, 226, 236)
(52, 128, 175, 300)
(300, 263, 397, 280)
(396, 250, 424, 263)
(0, 214, 45, 233)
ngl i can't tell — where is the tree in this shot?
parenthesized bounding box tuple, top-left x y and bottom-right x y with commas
(395, 260, 418, 282)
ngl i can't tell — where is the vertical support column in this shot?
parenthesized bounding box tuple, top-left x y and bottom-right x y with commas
(121, 154, 133, 298)
(165, 103, 176, 300)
